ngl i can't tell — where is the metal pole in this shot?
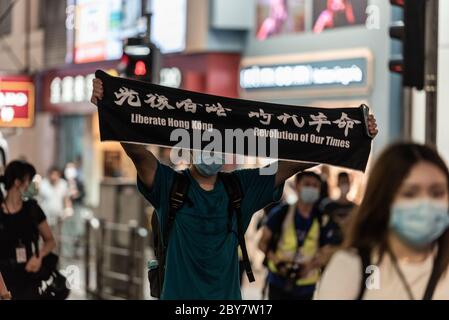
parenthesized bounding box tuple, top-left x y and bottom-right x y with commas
(403, 87, 413, 140)
(57, 217, 62, 257)
(143, 0, 153, 41)
(127, 220, 138, 299)
(24, 0, 31, 73)
(424, 0, 439, 145)
(84, 219, 91, 297)
(96, 219, 106, 299)
(138, 231, 146, 300)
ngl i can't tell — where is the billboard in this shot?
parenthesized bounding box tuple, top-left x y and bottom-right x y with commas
(151, 0, 187, 54)
(69, 0, 187, 63)
(72, 0, 145, 64)
(256, 0, 368, 40)
(312, 0, 368, 34)
(256, 0, 306, 40)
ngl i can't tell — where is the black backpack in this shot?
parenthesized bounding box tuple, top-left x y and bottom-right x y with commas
(148, 171, 254, 299)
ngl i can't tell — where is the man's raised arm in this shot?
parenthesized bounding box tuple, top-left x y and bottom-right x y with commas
(90, 77, 159, 190)
(121, 143, 158, 190)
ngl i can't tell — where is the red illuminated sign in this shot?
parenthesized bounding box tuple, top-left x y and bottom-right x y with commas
(0, 77, 35, 128)
(134, 61, 147, 76)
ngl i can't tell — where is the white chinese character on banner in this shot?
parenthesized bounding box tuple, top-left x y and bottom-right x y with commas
(114, 87, 141, 107)
(309, 112, 331, 133)
(249, 109, 273, 125)
(144, 94, 174, 110)
(204, 103, 232, 117)
(176, 99, 198, 113)
(333, 112, 362, 137)
(277, 113, 305, 128)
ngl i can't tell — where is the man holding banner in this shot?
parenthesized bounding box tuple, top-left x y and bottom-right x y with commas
(90, 71, 378, 300)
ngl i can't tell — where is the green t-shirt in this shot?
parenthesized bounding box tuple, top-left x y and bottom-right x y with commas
(137, 162, 284, 300)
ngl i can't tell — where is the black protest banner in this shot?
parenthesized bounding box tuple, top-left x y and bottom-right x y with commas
(95, 70, 373, 172)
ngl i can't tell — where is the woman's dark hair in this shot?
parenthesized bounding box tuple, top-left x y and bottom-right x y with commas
(345, 142, 449, 280)
(0, 160, 37, 192)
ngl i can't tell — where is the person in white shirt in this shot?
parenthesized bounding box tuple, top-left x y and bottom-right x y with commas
(38, 167, 72, 229)
(314, 142, 449, 300)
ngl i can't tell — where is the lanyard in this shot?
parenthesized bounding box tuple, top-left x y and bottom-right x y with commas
(387, 249, 416, 300)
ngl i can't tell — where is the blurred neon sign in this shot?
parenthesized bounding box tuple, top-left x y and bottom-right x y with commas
(0, 78, 35, 128)
(240, 59, 366, 90)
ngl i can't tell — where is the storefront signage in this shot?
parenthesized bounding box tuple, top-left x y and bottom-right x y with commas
(49, 69, 119, 105)
(239, 49, 373, 99)
(240, 61, 365, 89)
(49, 68, 180, 106)
(0, 77, 35, 128)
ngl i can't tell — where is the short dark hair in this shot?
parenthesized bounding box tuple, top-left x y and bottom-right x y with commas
(338, 172, 350, 182)
(1, 160, 36, 191)
(295, 171, 322, 185)
(48, 166, 61, 175)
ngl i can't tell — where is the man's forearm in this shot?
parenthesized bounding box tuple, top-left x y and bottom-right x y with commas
(120, 143, 158, 189)
(121, 143, 149, 161)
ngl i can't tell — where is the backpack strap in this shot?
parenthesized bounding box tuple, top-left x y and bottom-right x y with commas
(357, 247, 371, 300)
(163, 171, 190, 249)
(219, 172, 255, 283)
(267, 204, 290, 253)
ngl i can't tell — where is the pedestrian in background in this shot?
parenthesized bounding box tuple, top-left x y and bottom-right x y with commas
(314, 143, 449, 300)
(259, 171, 340, 300)
(0, 161, 56, 299)
(38, 166, 72, 232)
(322, 171, 356, 245)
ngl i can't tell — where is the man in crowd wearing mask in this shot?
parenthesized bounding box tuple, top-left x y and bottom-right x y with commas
(38, 167, 73, 232)
(91, 77, 378, 300)
(258, 171, 340, 300)
(323, 172, 356, 244)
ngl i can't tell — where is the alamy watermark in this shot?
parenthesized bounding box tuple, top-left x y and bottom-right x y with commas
(169, 128, 279, 175)
(365, 265, 381, 291)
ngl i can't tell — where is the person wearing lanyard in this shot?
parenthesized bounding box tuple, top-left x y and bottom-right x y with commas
(259, 171, 340, 300)
(314, 143, 449, 300)
(0, 161, 56, 300)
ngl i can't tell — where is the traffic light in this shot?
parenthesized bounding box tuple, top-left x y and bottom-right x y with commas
(120, 37, 160, 83)
(389, 0, 426, 90)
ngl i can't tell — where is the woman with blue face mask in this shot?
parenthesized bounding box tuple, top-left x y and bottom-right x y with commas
(314, 143, 449, 300)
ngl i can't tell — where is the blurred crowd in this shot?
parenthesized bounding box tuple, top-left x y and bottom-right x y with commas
(1, 142, 449, 300)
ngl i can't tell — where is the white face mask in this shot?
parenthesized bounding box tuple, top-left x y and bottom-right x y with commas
(64, 167, 77, 180)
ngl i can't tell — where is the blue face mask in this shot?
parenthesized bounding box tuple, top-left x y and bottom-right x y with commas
(299, 186, 320, 204)
(192, 152, 225, 177)
(390, 200, 449, 247)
